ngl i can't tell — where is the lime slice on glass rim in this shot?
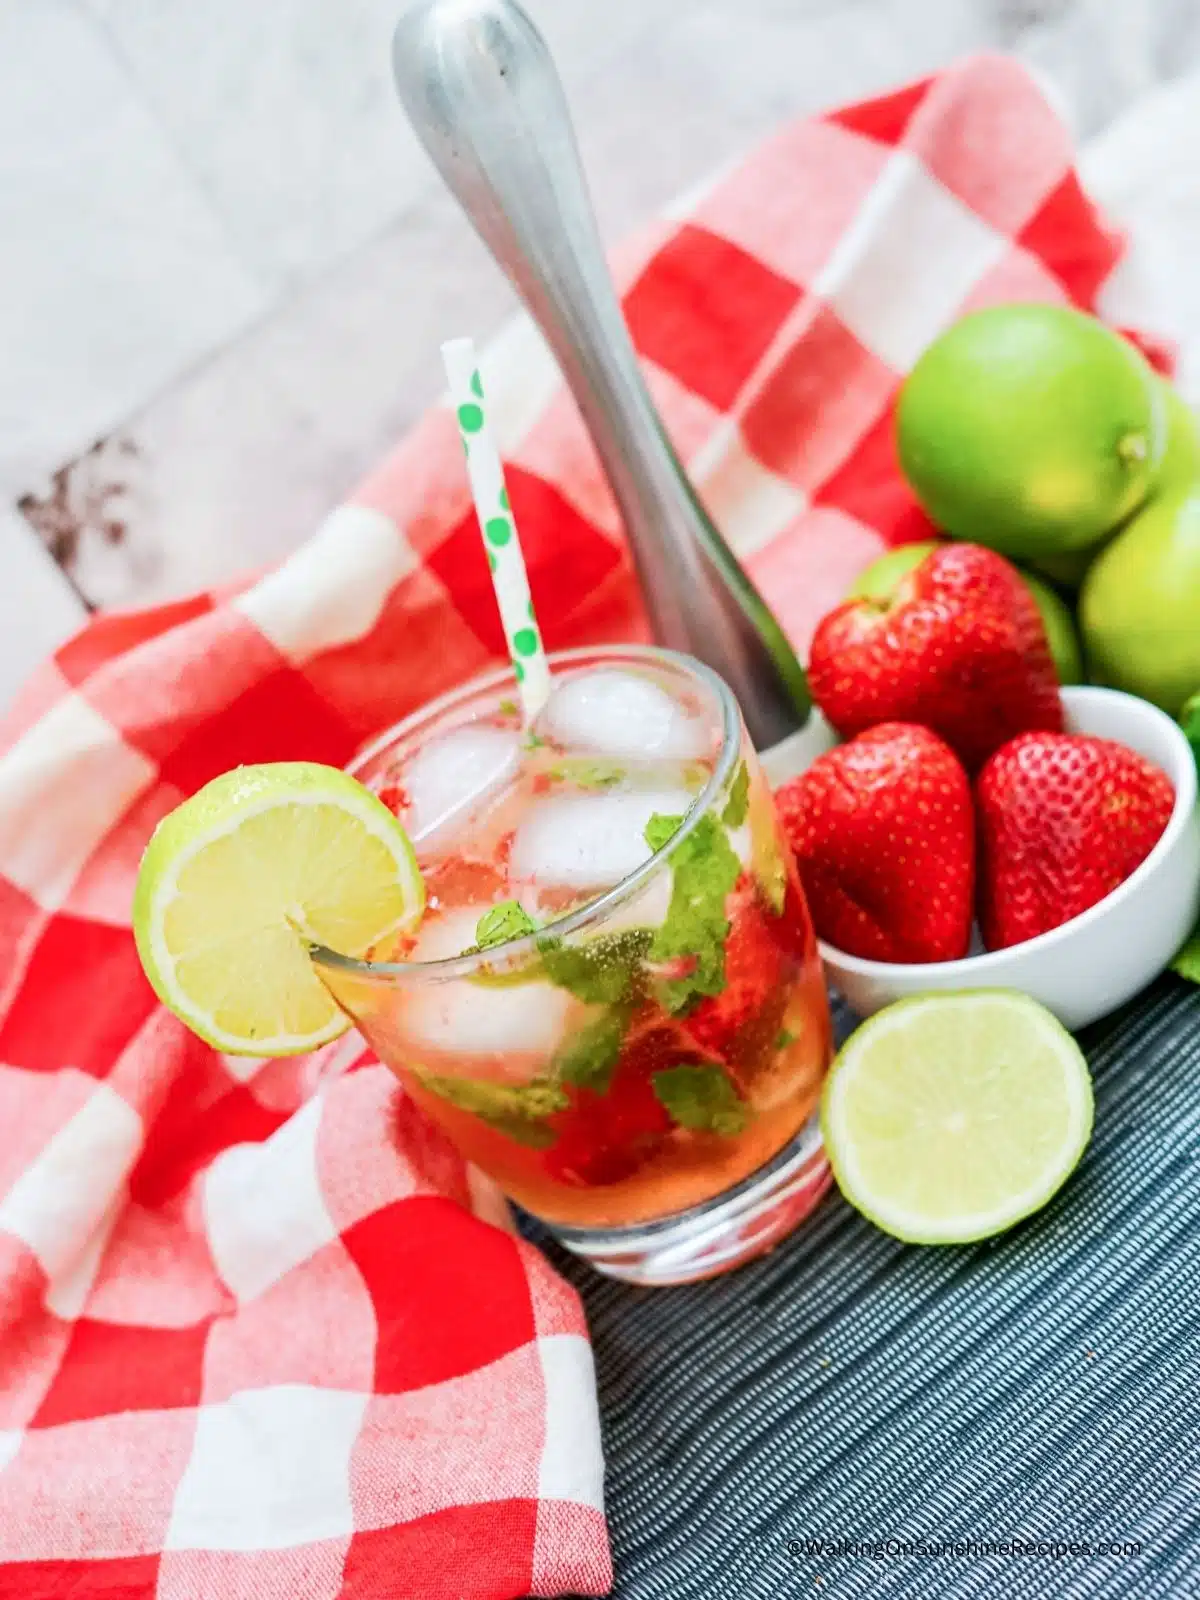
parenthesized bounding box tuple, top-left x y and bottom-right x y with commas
(133, 762, 424, 1056)
(821, 991, 1093, 1244)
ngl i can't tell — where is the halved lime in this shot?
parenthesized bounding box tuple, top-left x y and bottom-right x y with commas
(133, 762, 424, 1056)
(821, 992, 1093, 1244)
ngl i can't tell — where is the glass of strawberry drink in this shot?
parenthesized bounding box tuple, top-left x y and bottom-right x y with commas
(314, 646, 833, 1285)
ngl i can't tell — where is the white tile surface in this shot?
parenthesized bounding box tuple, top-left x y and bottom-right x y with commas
(0, 0, 266, 497)
(86, 0, 427, 293)
(0, 508, 85, 708)
(1017, 0, 1200, 137)
(85, 0, 690, 295)
(664, 0, 984, 134)
(18, 188, 515, 610)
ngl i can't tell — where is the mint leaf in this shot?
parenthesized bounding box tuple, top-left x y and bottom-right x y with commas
(754, 833, 788, 916)
(1172, 921, 1200, 984)
(652, 1065, 749, 1136)
(539, 930, 652, 1004)
(722, 761, 750, 828)
(644, 811, 740, 1012)
(545, 758, 626, 790)
(553, 1007, 627, 1092)
(524, 730, 548, 750)
(475, 900, 537, 950)
(415, 1070, 567, 1148)
(747, 779, 788, 915)
(469, 927, 651, 998)
(645, 813, 682, 853)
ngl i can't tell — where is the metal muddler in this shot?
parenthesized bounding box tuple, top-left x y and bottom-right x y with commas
(391, 0, 811, 748)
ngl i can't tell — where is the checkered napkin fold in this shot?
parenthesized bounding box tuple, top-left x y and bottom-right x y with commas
(0, 54, 1165, 1600)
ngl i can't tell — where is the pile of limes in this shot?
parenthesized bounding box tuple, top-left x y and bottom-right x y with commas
(892, 303, 1200, 716)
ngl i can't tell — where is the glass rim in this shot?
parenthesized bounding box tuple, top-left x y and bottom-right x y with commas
(309, 644, 742, 986)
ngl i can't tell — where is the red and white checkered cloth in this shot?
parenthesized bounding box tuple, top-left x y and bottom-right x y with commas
(0, 55, 1168, 1600)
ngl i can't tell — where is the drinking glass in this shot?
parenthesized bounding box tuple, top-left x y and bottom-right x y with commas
(314, 646, 833, 1285)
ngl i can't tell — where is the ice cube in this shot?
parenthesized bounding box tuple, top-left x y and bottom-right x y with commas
(402, 906, 572, 1057)
(589, 872, 675, 935)
(537, 668, 710, 760)
(404, 977, 572, 1059)
(523, 869, 673, 935)
(408, 907, 494, 962)
(399, 725, 520, 852)
(509, 789, 696, 890)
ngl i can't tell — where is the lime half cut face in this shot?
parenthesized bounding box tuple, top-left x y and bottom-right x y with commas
(821, 991, 1094, 1244)
(133, 762, 424, 1056)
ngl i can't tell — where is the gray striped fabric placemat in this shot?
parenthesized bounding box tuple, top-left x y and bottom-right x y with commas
(527, 977, 1200, 1599)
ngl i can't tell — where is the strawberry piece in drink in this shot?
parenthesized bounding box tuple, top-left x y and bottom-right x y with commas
(545, 1027, 681, 1188)
(423, 854, 509, 912)
(375, 779, 410, 816)
(682, 877, 787, 1064)
(338, 656, 833, 1247)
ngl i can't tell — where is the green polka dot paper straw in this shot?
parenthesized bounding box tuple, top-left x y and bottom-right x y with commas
(441, 337, 551, 720)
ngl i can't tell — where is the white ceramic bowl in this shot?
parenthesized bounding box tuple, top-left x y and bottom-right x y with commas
(759, 687, 1200, 1032)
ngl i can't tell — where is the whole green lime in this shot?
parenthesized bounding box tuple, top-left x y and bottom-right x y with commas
(1020, 568, 1084, 685)
(847, 541, 1083, 684)
(1027, 379, 1200, 589)
(1154, 377, 1200, 492)
(1028, 547, 1096, 590)
(1080, 486, 1200, 715)
(1180, 691, 1200, 770)
(897, 304, 1163, 559)
(846, 541, 943, 600)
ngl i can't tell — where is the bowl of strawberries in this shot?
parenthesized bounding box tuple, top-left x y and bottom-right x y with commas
(764, 544, 1200, 1031)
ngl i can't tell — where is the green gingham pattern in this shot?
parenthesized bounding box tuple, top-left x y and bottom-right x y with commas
(442, 336, 552, 720)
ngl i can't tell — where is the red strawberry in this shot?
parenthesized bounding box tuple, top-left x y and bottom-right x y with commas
(544, 1026, 678, 1188)
(423, 854, 508, 910)
(775, 722, 974, 963)
(375, 778, 410, 816)
(808, 543, 1062, 771)
(682, 876, 788, 1065)
(976, 731, 1175, 949)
